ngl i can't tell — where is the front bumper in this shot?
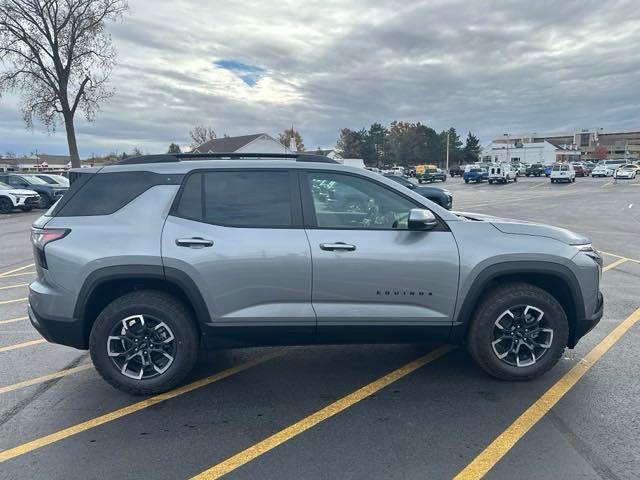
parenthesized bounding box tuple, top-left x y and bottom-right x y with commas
(569, 291, 603, 348)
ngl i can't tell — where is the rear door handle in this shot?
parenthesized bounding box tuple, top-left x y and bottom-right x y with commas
(176, 237, 213, 247)
(320, 242, 356, 252)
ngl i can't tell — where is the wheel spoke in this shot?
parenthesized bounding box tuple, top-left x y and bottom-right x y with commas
(515, 342, 536, 367)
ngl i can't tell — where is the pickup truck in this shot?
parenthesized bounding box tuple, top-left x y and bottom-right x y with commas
(463, 167, 488, 183)
(525, 164, 545, 177)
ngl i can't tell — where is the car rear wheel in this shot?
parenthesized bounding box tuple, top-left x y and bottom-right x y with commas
(90, 290, 199, 395)
(0, 197, 13, 214)
(467, 282, 568, 380)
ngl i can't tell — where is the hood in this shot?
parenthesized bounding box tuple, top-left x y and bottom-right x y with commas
(7, 188, 39, 196)
(454, 211, 590, 245)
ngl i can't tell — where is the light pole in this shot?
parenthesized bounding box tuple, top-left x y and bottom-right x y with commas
(504, 133, 510, 164)
(446, 131, 450, 171)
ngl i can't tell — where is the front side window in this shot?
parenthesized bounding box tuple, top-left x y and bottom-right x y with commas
(176, 170, 293, 227)
(306, 172, 418, 230)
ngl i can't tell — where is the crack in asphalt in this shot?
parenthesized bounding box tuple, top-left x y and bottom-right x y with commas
(0, 352, 89, 428)
(548, 410, 622, 480)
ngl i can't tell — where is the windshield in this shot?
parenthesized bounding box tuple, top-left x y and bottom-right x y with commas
(36, 175, 58, 184)
(19, 175, 48, 184)
(0, 182, 12, 189)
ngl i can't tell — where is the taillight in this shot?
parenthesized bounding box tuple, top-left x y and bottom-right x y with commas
(31, 228, 70, 269)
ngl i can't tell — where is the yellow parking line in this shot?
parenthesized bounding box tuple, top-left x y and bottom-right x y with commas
(0, 316, 28, 325)
(0, 364, 93, 395)
(0, 339, 45, 353)
(0, 350, 283, 463)
(0, 283, 29, 291)
(0, 271, 36, 279)
(191, 345, 455, 480)
(0, 297, 27, 306)
(0, 264, 34, 278)
(599, 251, 640, 264)
(453, 307, 640, 480)
(602, 258, 628, 272)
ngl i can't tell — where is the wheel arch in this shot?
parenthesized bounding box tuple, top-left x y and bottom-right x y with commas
(75, 265, 209, 345)
(450, 261, 585, 347)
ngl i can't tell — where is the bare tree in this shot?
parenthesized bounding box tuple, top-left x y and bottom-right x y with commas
(593, 144, 608, 160)
(279, 127, 304, 151)
(189, 125, 216, 149)
(0, 0, 128, 167)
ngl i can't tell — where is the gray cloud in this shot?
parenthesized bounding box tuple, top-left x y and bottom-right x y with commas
(0, 0, 639, 156)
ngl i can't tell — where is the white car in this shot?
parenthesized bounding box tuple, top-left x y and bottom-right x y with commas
(488, 164, 517, 184)
(0, 181, 41, 213)
(613, 164, 639, 179)
(550, 163, 575, 183)
(591, 165, 612, 177)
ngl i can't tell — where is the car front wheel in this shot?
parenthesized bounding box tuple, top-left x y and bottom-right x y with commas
(0, 197, 13, 214)
(467, 282, 568, 380)
(90, 290, 199, 395)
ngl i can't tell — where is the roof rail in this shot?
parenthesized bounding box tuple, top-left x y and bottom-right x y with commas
(117, 152, 339, 165)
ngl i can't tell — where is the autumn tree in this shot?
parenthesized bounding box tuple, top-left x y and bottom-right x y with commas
(593, 144, 608, 160)
(0, 0, 129, 167)
(189, 125, 216, 148)
(279, 127, 304, 151)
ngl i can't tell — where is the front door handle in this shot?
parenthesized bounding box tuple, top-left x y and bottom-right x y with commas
(176, 237, 213, 247)
(320, 242, 356, 252)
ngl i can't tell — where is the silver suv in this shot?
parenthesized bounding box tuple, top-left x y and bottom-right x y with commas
(29, 153, 603, 394)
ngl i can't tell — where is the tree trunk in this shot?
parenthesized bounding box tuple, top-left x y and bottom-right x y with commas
(63, 112, 81, 168)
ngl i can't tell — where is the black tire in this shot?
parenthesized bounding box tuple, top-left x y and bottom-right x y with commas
(38, 195, 52, 209)
(418, 179, 423, 184)
(20, 207, 33, 212)
(550, 179, 555, 183)
(525, 174, 530, 177)
(488, 180, 493, 184)
(467, 282, 568, 381)
(442, 177, 446, 182)
(0, 197, 13, 214)
(464, 179, 469, 184)
(90, 290, 199, 395)
(513, 176, 517, 182)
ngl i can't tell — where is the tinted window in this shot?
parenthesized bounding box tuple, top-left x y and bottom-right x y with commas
(176, 173, 202, 219)
(54, 172, 182, 217)
(306, 172, 417, 229)
(176, 171, 293, 227)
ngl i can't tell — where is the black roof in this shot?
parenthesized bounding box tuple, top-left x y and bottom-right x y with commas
(117, 152, 339, 165)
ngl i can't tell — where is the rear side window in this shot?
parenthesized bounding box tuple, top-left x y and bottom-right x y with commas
(174, 170, 293, 227)
(52, 172, 183, 217)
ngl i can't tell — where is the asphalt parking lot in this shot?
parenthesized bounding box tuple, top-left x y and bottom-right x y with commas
(0, 174, 639, 480)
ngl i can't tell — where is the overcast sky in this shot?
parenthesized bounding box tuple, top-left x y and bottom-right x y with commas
(1, 0, 639, 157)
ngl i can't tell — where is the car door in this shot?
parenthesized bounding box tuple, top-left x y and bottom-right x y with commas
(300, 170, 459, 339)
(162, 168, 315, 341)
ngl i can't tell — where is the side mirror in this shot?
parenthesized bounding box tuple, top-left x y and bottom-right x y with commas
(408, 208, 438, 230)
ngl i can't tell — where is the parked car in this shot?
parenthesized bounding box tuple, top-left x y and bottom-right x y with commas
(572, 164, 586, 177)
(388, 166, 405, 177)
(463, 166, 488, 183)
(488, 164, 517, 184)
(0, 181, 40, 213)
(383, 174, 453, 209)
(583, 162, 596, 175)
(613, 164, 640, 179)
(550, 163, 576, 183)
(544, 165, 553, 177)
(29, 152, 603, 394)
(34, 173, 70, 187)
(0, 173, 67, 208)
(417, 167, 446, 183)
(591, 165, 612, 177)
(449, 165, 464, 177)
(525, 164, 545, 177)
(516, 164, 530, 176)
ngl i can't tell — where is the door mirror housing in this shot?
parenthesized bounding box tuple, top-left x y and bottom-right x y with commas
(408, 208, 438, 230)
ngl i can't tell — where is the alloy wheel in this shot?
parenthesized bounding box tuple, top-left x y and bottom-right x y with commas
(107, 314, 177, 380)
(491, 305, 553, 367)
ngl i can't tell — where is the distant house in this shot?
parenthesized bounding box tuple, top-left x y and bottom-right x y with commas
(305, 149, 343, 160)
(192, 133, 291, 154)
(0, 154, 71, 172)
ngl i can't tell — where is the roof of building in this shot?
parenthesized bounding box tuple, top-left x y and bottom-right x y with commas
(193, 133, 270, 153)
(39, 154, 72, 165)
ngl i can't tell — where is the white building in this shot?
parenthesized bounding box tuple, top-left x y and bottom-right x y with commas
(192, 133, 291, 154)
(0, 154, 71, 172)
(481, 140, 580, 166)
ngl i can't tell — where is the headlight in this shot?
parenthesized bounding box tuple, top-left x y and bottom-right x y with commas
(577, 244, 603, 267)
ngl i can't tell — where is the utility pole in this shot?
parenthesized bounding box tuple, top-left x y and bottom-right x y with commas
(504, 133, 510, 164)
(446, 131, 450, 171)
